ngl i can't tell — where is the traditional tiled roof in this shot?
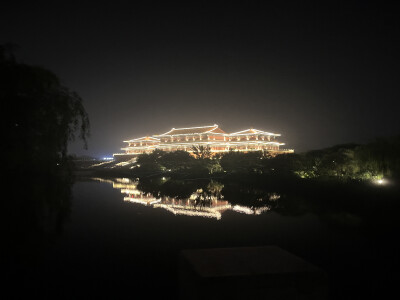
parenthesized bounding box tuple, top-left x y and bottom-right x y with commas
(124, 136, 160, 143)
(229, 128, 280, 136)
(157, 124, 227, 136)
(211, 127, 228, 134)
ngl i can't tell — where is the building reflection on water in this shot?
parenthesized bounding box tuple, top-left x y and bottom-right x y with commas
(93, 178, 279, 220)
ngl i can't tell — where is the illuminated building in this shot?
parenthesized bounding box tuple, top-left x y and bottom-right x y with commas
(113, 124, 293, 159)
(120, 136, 161, 157)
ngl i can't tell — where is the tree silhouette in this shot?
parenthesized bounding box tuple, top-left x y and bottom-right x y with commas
(0, 45, 90, 173)
(158, 150, 195, 171)
(191, 145, 212, 159)
(1, 45, 90, 256)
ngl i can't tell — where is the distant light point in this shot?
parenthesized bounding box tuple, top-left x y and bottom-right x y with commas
(373, 178, 387, 186)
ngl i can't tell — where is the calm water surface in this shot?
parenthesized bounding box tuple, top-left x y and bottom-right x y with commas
(11, 177, 398, 299)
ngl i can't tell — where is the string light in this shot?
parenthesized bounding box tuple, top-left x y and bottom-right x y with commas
(92, 177, 276, 219)
(114, 125, 294, 157)
(229, 128, 281, 137)
(124, 136, 160, 143)
(157, 124, 220, 136)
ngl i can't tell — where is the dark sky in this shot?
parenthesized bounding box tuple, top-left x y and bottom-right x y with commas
(2, 1, 399, 157)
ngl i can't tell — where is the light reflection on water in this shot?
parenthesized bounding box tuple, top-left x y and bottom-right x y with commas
(92, 177, 280, 220)
(6, 175, 397, 299)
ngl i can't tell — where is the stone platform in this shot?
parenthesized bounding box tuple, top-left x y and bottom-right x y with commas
(179, 245, 328, 299)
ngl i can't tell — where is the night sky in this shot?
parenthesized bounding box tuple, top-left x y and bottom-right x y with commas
(2, 1, 399, 157)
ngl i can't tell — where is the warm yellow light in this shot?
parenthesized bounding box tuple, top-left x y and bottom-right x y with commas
(158, 124, 219, 136)
(114, 124, 292, 157)
(374, 178, 388, 185)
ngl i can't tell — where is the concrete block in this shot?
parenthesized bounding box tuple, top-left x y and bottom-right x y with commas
(179, 245, 328, 300)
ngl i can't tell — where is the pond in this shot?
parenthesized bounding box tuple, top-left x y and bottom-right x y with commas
(5, 176, 399, 299)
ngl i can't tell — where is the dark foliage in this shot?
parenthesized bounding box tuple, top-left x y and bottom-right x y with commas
(134, 148, 222, 178)
(0, 44, 90, 174)
(1, 45, 90, 258)
(125, 134, 400, 181)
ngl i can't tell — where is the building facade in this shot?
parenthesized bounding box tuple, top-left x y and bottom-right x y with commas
(113, 124, 293, 160)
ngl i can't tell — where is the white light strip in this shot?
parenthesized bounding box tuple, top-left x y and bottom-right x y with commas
(122, 141, 283, 148)
(156, 132, 226, 137)
(123, 197, 160, 205)
(124, 136, 161, 143)
(157, 124, 219, 136)
(115, 125, 292, 157)
(229, 129, 280, 136)
(153, 204, 223, 220)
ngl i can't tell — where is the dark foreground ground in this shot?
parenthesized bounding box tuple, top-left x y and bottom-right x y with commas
(3, 176, 400, 299)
